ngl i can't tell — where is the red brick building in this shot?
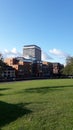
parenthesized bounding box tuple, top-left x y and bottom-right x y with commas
(4, 57, 32, 79)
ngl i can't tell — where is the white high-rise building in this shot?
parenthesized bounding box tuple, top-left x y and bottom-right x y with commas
(23, 45, 41, 61)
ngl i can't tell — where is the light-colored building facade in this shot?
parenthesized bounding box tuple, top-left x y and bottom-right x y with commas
(23, 45, 41, 61)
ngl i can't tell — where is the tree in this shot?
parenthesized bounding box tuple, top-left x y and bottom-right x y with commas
(63, 56, 73, 76)
(0, 53, 5, 78)
(0, 53, 3, 61)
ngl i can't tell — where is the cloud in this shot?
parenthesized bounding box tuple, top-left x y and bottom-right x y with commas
(4, 48, 22, 58)
(11, 48, 18, 54)
(41, 51, 53, 61)
(3, 48, 53, 61)
(49, 48, 69, 58)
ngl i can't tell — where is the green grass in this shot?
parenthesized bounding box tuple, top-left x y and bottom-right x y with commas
(0, 79, 73, 130)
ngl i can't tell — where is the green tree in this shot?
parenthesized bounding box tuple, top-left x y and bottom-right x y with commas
(63, 56, 73, 76)
(0, 53, 5, 78)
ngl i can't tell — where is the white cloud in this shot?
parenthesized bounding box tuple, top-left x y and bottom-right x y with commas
(41, 51, 53, 61)
(49, 48, 69, 58)
(11, 48, 17, 54)
(4, 48, 22, 58)
(3, 48, 53, 61)
(3, 48, 68, 65)
(4, 49, 9, 53)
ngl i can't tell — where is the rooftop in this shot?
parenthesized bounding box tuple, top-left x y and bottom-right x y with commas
(23, 45, 41, 50)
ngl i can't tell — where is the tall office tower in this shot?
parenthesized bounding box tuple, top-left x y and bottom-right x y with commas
(23, 45, 41, 61)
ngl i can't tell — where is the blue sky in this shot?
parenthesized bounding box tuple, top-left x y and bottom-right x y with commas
(0, 0, 73, 64)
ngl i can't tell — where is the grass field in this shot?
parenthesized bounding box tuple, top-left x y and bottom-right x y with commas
(0, 79, 73, 130)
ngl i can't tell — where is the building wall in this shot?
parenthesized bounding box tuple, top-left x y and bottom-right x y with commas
(4, 58, 18, 66)
(42, 61, 53, 77)
(2, 70, 15, 78)
(2, 65, 16, 80)
(4, 57, 64, 79)
(52, 63, 64, 75)
(4, 58, 32, 78)
(23, 45, 41, 61)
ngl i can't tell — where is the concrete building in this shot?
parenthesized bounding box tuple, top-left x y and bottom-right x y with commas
(23, 45, 41, 61)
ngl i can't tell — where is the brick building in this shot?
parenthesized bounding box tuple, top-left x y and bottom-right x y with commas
(4, 57, 32, 79)
(2, 65, 16, 81)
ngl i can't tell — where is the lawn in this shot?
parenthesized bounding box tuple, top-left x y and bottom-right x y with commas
(0, 79, 73, 130)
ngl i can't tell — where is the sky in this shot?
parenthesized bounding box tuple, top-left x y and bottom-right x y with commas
(0, 0, 73, 65)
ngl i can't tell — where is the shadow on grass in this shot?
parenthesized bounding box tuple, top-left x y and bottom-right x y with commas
(22, 85, 73, 94)
(0, 88, 11, 96)
(0, 101, 32, 128)
(0, 88, 11, 91)
(0, 94, 4, 96)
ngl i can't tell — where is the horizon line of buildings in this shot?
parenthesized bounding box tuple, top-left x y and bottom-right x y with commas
(1, 45, 64, 80)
